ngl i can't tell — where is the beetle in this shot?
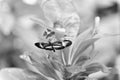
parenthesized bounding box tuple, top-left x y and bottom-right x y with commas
(35, 40, 72, 52)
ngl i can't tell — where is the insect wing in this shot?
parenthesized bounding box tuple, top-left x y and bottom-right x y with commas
(53, 41, 62, 46)
(45, 29, 55, 39)
(52, 41, 65, 50)
(35, 42, 51, 49)
(63, 40, 72, 47)
(35, 42, 44, 49)
(35, 42, 55, 52)
(52, 40, 72, 50)
(44, 45, 53, 50)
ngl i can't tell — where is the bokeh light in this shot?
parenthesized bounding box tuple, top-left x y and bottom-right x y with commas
(22, 0, 37, 5)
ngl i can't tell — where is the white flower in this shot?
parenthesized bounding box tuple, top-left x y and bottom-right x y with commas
(19, 16, 111, 80)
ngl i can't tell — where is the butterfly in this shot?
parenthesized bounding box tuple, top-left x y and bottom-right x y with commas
(32, 17, 72, 51)
(35, 40, 72, 52)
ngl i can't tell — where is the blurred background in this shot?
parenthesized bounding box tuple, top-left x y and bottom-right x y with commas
(0, 0, 119, 80)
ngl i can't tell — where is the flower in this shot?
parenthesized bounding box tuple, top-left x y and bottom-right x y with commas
(18, 15, 111, 80)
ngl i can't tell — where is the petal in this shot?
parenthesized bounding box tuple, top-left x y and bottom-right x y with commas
(0, 68, 47, 80)
(41, 0, 76, 22)
(31, 17, 66, 40)
(41, 0, 61, 22)
(56, 0, 75, 13)
(54, 31, 67, 40)
(30, 17, 53, 30)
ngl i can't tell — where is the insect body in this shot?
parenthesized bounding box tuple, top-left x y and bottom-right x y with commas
(43, 29, 55, 39)
(35, 40, 72, 52)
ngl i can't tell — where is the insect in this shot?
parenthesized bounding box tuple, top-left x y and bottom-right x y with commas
(35, 40, 72, 52)
(43, 29, 55, 39)
(32, 17, 72, 51)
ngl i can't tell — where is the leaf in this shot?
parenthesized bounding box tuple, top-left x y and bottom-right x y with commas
(32, 60, 61, 80)
(49, 59, 63, 72)
(95, 32, 120, 39)
(21, 51, 46, 64)
(85, 63, 111, 74)
(22, 51, 60, 80)
(62, 47, 71, 65)
(75, 55, 90, 66)
(69, 27, 93, 64)
(29, 56, 60, 80)
(66, 65, 86, 75)
(85, 77, 98, 80)
(73, 44, 94, 66)
(0, 68, 47, 80)
(24, 70, 49, 80)
(71, 38, 99, 65)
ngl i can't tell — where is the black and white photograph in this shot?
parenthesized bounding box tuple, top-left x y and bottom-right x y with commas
(0, 0, 120, 80)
